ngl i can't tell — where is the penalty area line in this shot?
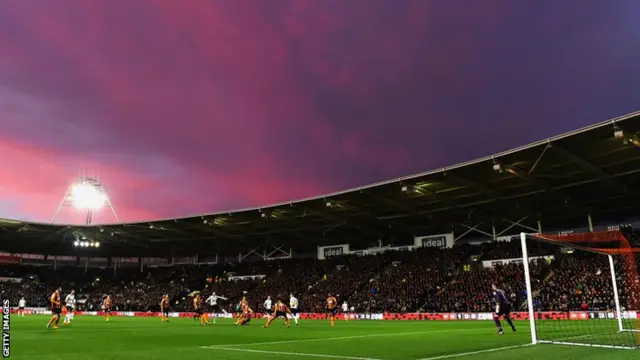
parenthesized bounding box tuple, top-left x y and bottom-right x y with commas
(206, 347, 382, 360)
(416, 344, 533, 360)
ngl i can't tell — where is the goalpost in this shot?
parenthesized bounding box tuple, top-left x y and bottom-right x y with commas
(520, 230, 639, 349)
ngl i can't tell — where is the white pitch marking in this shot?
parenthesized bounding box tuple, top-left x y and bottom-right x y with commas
(208, 347, 382, 360)
(416, 344, 533, 360)
(201, 328, 483, 348)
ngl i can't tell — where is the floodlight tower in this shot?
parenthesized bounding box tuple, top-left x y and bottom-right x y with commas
(51, 177, 119, 225)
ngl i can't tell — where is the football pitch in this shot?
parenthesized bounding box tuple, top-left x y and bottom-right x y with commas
(9, 316, 639, 359)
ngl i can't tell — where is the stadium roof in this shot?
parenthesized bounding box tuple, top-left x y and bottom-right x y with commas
(1, 111, 639, 257)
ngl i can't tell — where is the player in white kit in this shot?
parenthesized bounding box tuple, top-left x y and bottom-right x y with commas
(263, 296, 273, 319)
(205, 292, 227, 323)
(289, 294, 299, 325)
(64, 290, 76, 324)
(17, 297, 26, 317)
(342, 301, 349, 321)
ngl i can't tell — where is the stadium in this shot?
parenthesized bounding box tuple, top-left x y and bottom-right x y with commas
(1, 110, 639, 360)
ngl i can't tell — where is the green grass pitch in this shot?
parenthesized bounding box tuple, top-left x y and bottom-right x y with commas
(8, 315, 639, 359)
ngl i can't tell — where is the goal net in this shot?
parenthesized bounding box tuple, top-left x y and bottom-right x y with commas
(521, 230, 639, 349)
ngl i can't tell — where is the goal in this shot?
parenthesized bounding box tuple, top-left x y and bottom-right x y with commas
(520, 230, 639, 349)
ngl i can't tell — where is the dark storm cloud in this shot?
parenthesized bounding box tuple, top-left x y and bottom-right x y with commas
(0, 0, 638, 223)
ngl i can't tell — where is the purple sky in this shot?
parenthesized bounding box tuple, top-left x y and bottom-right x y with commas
(0, 0, 638, 224)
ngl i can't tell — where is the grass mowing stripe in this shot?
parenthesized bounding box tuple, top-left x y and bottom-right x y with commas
(201, 327, 485, 348)
(416, 344, 533, 360)
(18, 324, 174, 331)
(209, 347, 382, 360)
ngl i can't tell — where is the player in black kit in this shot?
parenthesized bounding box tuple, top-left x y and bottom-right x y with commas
(492, 284, 516, 335)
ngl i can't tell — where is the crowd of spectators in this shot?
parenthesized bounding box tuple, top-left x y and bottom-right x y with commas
(537, 253, 640, 312)
(1, 241, 638, 315)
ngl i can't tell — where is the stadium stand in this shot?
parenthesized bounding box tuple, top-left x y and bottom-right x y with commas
(1, 236, 638, 317)
(0, 111, 638, 333)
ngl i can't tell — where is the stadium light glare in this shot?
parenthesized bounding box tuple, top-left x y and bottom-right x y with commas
(94, 242, 100, 247)
(74, 241, 79, 247)
(613, 125, 624, 139)
(71, 182, 106, 210)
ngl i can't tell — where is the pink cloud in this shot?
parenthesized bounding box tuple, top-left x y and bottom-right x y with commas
(1, 0, 639, 224)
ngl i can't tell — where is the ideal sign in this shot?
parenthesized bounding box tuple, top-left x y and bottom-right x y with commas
(317, 244, 349, 260)
(421, 236, 446, 248)
(414, 233, 454, 249)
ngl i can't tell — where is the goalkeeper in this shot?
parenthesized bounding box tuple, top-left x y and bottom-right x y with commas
(492, 284, 516, 335)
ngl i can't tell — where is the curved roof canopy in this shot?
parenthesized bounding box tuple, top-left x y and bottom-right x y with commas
(1, 111, 639, 256)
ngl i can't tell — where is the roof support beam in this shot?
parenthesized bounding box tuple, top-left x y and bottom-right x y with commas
(239, 247, 264, 262)
(443, 171, 506, 200)
(403, 183, 459, 209)
(264, 245, 292, 260)
(444, 169, 544, 218)
(496, 216, 538, 236)
(299, 205, 383, 238)
(529, 143, 551, 175)
(232, 224, 336, 238)
(549, 143, 610, 177)
(549, 143, 634, 193)
(454, 222, 487, 241)
(362, 191, 420, 215)
(362, 190, 456, 236)
(496, 160, 588, 213)
(19, 226, 71, 253)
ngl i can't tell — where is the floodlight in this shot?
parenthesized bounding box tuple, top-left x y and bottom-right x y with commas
(613, 125, 624, 139)
(74, 241, 79, 247)
(71, 182, 106, 210)
(94, 242, 100, 247)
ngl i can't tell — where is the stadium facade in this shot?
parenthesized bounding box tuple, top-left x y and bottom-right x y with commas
(2, 111, 640, 354)
(0, 110, 638, 265)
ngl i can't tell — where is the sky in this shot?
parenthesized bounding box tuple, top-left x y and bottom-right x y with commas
(0, 0, 639, 224)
